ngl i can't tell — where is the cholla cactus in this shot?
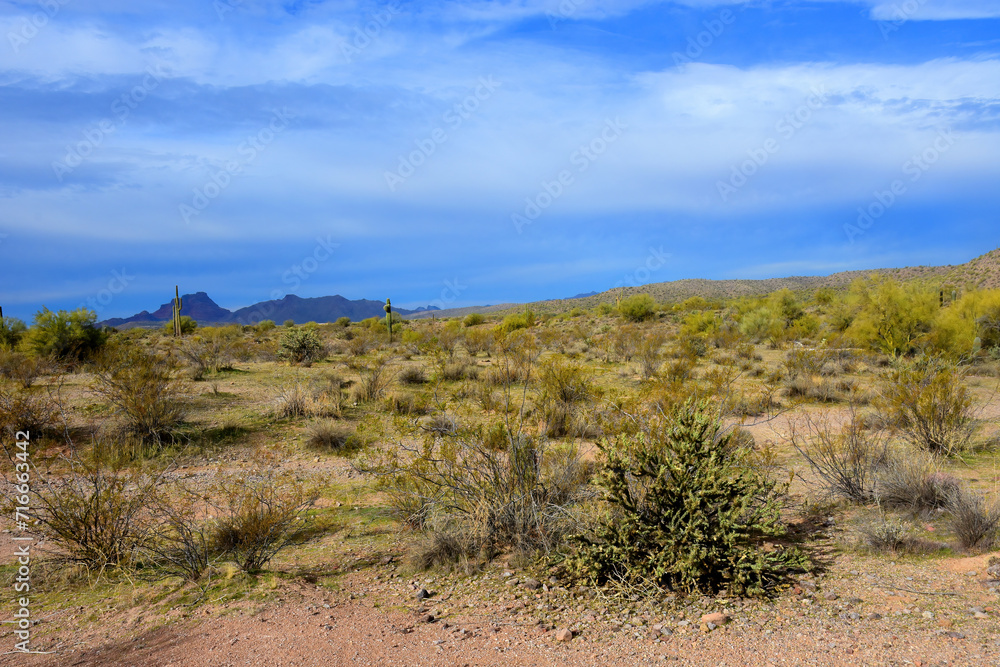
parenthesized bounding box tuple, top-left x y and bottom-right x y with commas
(384, 298, 393, 341)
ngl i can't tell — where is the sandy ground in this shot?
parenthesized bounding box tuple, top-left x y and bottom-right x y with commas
(5, 547, 999, 667)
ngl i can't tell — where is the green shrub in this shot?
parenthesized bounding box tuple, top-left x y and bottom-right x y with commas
(566, 401, 806, 597)
(283, 319, 296, 327)
(25, 307, 106, 362)
(277, 327, 324, 365)
(210, 468, 316, 573)
(91, 343, 183, 450)
(617, 294, 656, 322)
(464, 313, 485, 327)
(255, 320, 276, 333)
(161, 316, 197, 335)
(876, 359, 976, 456)
(335, 316, 351, 328)
(31, 457, 158, 569)
(0, 316, 27, 350)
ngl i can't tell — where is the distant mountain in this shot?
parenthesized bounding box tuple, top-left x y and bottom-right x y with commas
(100, 292, 433, 328)
(569, 290, 598, 299)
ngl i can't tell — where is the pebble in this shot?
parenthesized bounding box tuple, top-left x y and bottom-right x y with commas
(554, 628, 574, 642)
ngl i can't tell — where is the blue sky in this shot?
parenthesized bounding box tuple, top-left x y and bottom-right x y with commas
(1, 0, 998, 321)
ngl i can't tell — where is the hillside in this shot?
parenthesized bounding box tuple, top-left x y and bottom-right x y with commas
(408, 247, 1000, 319)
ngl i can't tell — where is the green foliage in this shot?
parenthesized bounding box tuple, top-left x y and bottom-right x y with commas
(30, 458, 158, 569)
(617, 294, 656, 322)
(91, 342, 183, 451)
(876, 359, 976, 457)
(25, 307, 106, 362)
(210, 468, 317, 573)
(335, 316, 352, 327)
(847, 277, 936, 357)
(161, 316, 197, 335)
(739, 307, 782, 343)
(497, 309, 534, 334)
(930, 289, 1000, 358)
(463, 312, 485, 327)
(255, 319, 276, 333)
(0, 317, 27, 350)
(283, 319, 296, 327)
(566, 401, 805, 597)
(277, 326, 324, 365)
(594, 303, 615, 316)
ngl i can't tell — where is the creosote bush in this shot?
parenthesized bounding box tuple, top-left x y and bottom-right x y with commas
(30, 457, 159, 569)
(565, 401, 806, 597)
(91, 343, 183, 451)
(876, 359, 976, 457)
(789, 409, 889, 504)
(210, 468, 317, 573)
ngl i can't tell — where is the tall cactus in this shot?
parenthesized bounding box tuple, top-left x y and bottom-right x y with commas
(384, 298, 393, 342)
(172, 286, 183, 337)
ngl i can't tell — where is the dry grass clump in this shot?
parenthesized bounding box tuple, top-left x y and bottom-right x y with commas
(857, 510, 915, 553)
(946, 487, 1000, 551)
(305, 420, 357, 453)
(274, 384, 311, 418)
(874, 452, 958, 513)
(398, 365, 427, 385)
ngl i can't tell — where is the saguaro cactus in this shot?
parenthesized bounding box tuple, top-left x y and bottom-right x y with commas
(384, 298, 393, 341)
(172, 286, 183, 337)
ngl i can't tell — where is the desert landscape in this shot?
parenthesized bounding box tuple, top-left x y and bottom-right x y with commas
(3, 251, 1000, 666)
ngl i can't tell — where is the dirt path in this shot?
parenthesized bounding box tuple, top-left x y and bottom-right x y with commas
(7, 552, 1000, 667)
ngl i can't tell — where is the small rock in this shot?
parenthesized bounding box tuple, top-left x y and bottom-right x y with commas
(839, 612, 860, 621)
(416, 589, 430, 601)
(974, 611, 988, 619)
(677, 620, 690, 627)
(937, 618, 954, 629)
(521, 579, 542, 591)
(869, 613, 883, 621)
(922, 611, 935, 620)
(846, 597, 863, 607)
(824, 592, 839, 601)
(700, 612, 730, 626)
(554, 628, 574, 642)
(944, 631, 965, 640)
(700, 622, 716, 633)
(419, 613, 435, 624)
